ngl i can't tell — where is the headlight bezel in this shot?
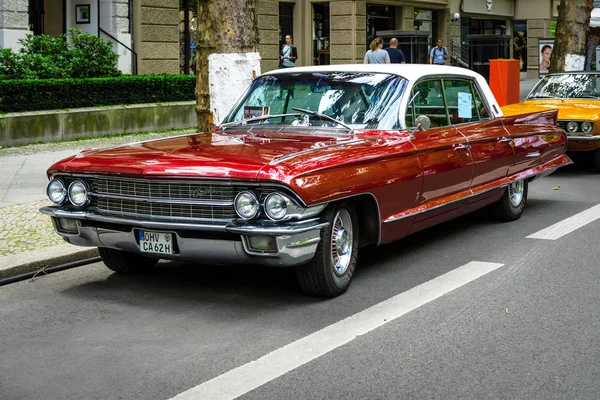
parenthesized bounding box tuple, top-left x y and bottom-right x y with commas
(264, 192, 292, 220)
(47, 178, 68, 205)
(68, 180, 90, 207)
(234, 190, 260, 220)
(581, 121, 594, 133)
(566, 121, 579, 133)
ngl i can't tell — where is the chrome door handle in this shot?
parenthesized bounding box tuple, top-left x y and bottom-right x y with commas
(498, 137, 513, 143)
(453, 143, 471, 151)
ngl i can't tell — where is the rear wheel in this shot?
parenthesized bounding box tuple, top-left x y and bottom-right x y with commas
(488, 179, 528, 221)
(98, 247, 159, 274)
(296, 202, 359, 297)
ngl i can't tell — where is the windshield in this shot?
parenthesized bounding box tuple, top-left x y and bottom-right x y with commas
(528, 73, 600, 99)
(223, 71, 408, 130)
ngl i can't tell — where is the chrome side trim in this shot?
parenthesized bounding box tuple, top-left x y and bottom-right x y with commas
(384, 184, 507, 223)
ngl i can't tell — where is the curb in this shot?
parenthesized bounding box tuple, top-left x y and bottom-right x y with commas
(0, 244, 99, 279)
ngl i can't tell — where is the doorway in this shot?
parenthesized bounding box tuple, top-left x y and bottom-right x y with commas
(28, 0, 64, 37)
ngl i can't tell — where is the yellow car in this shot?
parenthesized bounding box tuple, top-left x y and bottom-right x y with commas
(502, 72, 600, 171)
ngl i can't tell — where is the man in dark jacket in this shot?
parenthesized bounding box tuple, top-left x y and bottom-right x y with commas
(384, 38, 406, 64)
(280, 34, 298, 68)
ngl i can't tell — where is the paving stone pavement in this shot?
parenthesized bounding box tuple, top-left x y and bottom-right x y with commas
(0, 78, 540, 281)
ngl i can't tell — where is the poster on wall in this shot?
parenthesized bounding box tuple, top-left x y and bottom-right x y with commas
(539, 38, 554, 78)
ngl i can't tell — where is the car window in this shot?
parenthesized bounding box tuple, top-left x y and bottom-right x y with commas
(528, 73, 600, 99)
(442, 79, 489, 124)
(224, 72, 407, 130)
(405, 79, 449, 128)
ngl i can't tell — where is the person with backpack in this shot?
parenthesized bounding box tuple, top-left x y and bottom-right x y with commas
(429, 38, 448, 65)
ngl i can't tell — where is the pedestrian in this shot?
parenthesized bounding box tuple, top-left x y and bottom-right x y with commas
(280, 34, 297, 68)
(384, 38, 406, 64)
(429, 38, 448, 65)
(363, 37, 390, 64)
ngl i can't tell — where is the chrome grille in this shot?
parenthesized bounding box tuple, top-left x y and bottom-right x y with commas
(95, 198, 236, 220)
(87, 176, 240, 222)
(91, 177, 235, 202)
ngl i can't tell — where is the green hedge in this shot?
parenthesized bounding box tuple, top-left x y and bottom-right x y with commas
(0, 74, 196, 113)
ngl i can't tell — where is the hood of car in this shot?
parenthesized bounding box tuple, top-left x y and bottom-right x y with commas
(47, 129, 406, 180)
(502, 99, 600, 121)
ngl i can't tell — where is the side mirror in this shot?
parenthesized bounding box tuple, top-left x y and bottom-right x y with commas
(415, 115, 431, 131)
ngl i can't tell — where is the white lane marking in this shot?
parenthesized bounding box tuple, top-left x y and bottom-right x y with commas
(169, 261, 504, 400)
(527, 203, 600, 240)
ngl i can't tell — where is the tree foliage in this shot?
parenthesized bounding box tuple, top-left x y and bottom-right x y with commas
(0, 28, 121, 80)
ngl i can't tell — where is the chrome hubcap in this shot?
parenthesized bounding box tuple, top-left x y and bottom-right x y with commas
(331, 209, 353, 276)
(508, 180, 524, 208)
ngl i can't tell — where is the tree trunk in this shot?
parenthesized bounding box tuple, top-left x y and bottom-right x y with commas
(550, 0, 593, 73)
(195, 0, 258, 132)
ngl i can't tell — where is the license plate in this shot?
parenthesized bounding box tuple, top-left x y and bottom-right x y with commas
(139, 231, 174, 255)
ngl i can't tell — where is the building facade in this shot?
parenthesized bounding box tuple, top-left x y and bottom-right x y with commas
(0, 0, 565, 79)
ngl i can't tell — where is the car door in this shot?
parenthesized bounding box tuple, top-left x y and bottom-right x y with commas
(447, 78, 515, 189)
(406, 79, 473, 208)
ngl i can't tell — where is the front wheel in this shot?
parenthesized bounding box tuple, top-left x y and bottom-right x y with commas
(296, 202, 359, 297)
(488, 179, 528, 221)
(98, 247, 159, 274)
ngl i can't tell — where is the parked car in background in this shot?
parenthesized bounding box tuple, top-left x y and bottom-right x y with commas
(502, 72, 600, 171)
(41, 65, 570, 297)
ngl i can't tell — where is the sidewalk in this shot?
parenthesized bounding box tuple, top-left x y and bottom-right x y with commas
(0, 78, 541, 281)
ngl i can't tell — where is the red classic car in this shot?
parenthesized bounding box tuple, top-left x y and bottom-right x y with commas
(41, 65, 570, 297)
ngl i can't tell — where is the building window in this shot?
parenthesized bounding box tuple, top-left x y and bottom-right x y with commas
(414, 9, 434, 48)
(179, 0, 197, 74)
(466, 19, 507, 35)
(312, 3, 330, 65)
(28, 0, 44, 35)
(279, 3, 294, 47)
(366, 4, 395, 49)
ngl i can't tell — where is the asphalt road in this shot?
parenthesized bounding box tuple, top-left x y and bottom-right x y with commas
(0, 163, 599, 400)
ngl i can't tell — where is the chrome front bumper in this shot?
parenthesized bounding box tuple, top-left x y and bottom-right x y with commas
(566, 134, 600, 141)
(40, 206, 329, 267)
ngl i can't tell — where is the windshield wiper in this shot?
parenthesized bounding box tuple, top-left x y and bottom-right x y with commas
(292, 107, 353, 132)
(528, 95, 562, 100)
(220, 113, 301, 131)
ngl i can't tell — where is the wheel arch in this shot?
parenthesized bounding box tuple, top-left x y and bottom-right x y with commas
(325, 193, 381, 248)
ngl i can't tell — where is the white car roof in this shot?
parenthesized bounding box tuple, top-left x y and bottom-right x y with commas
(262, 64, 503, 119)
(262, 64, 482, 81)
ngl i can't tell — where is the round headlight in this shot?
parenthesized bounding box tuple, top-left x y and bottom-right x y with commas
(566, 121, 579, 133)
(581, 121, 594, 133)
(68, 180, 90, 206)
(47, 179, 67, 205)
(234, 191, 259, 219)
(265, 193, 290, 220)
